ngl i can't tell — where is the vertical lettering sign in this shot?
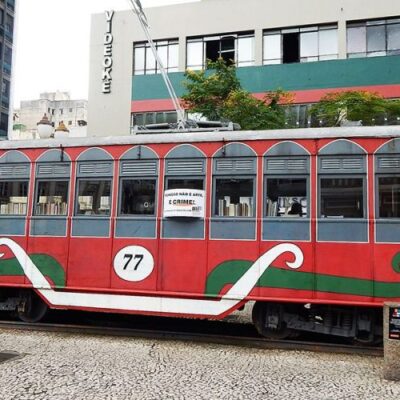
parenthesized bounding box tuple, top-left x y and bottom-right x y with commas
(389, 307, 400, 340)
(102, 10, 114, 94)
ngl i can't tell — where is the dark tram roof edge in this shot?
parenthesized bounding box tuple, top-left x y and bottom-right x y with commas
(2, 126, 400, 150)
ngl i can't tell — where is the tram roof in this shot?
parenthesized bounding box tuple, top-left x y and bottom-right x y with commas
(2, 126, 400, 150)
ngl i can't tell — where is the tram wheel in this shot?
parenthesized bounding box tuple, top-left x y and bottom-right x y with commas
(17, 291, 48, 323)
(252, 302, 293, 340)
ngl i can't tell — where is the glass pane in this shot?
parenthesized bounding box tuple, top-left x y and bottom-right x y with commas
(120, 179, 156, 215)
(167, 179, 204, 190)
(266, 178, 307, 217)
(367, 25, 386, 52)
(264, 34, 281, 61)
(320, 178, 364, 218)
(168, 43, 179, 69)
(77, 180, 111, 216)
(215, 178, 254, 217)
(221, 37, 235, 52)
(35, 181, 68, 216)
(157, 45, 168, 70)
(165, 112, 177, 123)
(347, 26, 366, 54)
(319, 29, 338, 56)
(379, 177, 400, 218)
(238, 36, 254, 63)
(300, 31, 318, 57)
(0, 181, 28, 215)
(146, 47, 156, 72)
(187, 41, 203, 67)
(134, 47, 145, 73)
(388, 24, 400, 51)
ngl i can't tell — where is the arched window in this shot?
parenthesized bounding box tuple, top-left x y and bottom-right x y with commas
(264, 141, 310, 241)
(211, 143, 256, 240)
(318, 140, 367, 242)
(72, 148, 113, 238)
(116, 146, 158, 238)
(375, 138, 400, 243)
(0, 150, 30, 236)
(162, 144, 206, 239)
(31, 149, 71, 237)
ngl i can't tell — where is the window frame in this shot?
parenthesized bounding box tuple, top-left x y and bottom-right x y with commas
(34, 178, 69, 217)
(264, 175, 309, 218)
(0, 179, 29, 216)
(118, 177, 158, 217)
(213, 174, 256, 218)
(318, 174, 366, 219)
(75, 178, 113, 217)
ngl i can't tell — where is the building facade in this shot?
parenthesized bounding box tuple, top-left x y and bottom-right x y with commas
(0, 0, 15, 138)
(15, 91, 88, 136)
(87, 0, 400, 137)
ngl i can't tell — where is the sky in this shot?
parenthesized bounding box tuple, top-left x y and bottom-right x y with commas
(13, 0, 198, 108)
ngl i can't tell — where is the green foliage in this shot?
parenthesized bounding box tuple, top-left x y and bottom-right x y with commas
(309, 91, 400, 126)
(13, 123, 26, 131)
(182, 59, 289, 130)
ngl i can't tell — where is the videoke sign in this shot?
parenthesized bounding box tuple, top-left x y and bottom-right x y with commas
(102, 10, 114, 94)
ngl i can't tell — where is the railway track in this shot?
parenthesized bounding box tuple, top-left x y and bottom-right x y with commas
(0, 319, 383, 357)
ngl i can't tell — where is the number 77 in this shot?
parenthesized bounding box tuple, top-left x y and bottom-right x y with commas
(123, 254, 144, 270)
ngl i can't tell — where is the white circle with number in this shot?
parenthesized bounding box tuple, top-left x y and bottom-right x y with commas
(113, 246, 154, 282)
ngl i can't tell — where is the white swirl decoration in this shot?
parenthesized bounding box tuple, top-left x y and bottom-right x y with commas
(0, 239, 303, 317)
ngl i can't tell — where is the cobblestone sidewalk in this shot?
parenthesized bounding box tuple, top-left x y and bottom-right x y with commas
(0, 329, 399, 400)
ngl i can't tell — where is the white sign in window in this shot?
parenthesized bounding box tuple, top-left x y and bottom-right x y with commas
(163, 189, 205, 218)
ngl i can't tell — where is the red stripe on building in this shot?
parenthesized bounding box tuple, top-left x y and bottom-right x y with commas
(131, 84, 400, 113)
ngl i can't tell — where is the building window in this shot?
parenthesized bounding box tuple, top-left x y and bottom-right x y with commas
(0, 112, 8, 133)
(378, 176, 400, 218)
(1, 79, 10, 98)
(5, 13, 13, 34)
(187, 31, 254, 70)
(320, 177, 364, 218)
(347, 18, 400, 58)
(35, 180, 68, 216)
(215, 178, 254, 217)
(76, 180, 112, 216)
(4, 46, 11, 65)
(263, 25, 338, 65)
(131, 111, 177, 126)
(120, 179, 156, 215)
(59, 109, 63, 115)
(266, 178, 307, 217)
(69, 108, 73, 113)
(68, 121, 72, 126)
(0, 181, 29, 215)
(133, 39, 178, 75)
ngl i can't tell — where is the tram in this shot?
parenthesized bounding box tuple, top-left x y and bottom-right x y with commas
(0, 126, 400, 343)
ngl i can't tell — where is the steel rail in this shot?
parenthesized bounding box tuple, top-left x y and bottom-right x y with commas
(0, 320, 383, 357)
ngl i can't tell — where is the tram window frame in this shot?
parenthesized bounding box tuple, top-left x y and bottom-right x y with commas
(319, 175, 366, 219)
(265, 176, 308, 218)
(0, 179, 29, 216)
(34, 179, 69, 216)
(165, 177, 204, 191)
(213, 176, 255, 218)
(75, 178, 112, 217)
(377, 175, 400, 219)
(119, 177, 157, 216)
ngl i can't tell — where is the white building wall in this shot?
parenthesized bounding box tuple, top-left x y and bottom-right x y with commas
(87, 0, 400, 137)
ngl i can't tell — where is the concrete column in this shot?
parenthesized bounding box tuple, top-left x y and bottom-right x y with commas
(337, 19, 347, 59)
(179, 35, 186, 72)
(254, 28, 263, 66)
(383, 302, 400, 381)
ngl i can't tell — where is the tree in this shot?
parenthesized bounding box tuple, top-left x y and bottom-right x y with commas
(182, 59, 290, 130)
(309, 90, 400, 127)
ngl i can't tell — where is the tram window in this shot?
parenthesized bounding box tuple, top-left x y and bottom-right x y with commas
(215, 178, 254, 217)
(166, 178, 204, 190)
(320, 178, 364, 218)
(0, 181, 29, 215)
(120, 179, 156, 216)
(76, 180, 111, 216)
(266, 178, 307, 217)
(378, 177, 400, 218)
(35, 180, 68, 216)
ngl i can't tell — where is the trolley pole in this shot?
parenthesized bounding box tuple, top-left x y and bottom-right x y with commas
(127, 0, 189, 129)
(383, 302, 400, 381)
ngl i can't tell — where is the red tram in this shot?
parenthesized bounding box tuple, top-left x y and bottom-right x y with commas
(1, 126, 400, 342)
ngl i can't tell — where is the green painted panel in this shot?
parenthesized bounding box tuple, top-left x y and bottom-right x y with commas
(132, 56, 400, 101)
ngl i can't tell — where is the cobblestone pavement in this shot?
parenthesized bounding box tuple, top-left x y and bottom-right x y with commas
(0, 329, 399, 400)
